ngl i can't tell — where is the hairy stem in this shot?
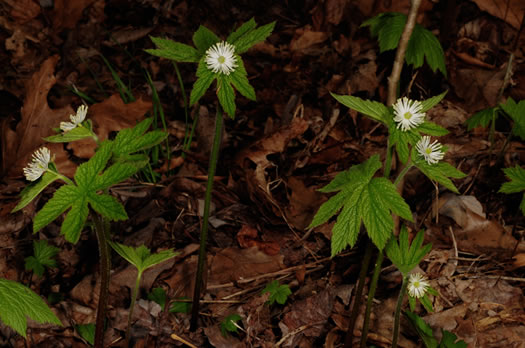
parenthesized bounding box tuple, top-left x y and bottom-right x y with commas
(394, 163, 414, 188)
(359, 250, 384, 348)
(93, 216, 111, 348)
(387, 0, 422, 106)
(392, 275, 409, 348)
(125, 272, 143, 346)
(343, 241, 373, 348)
(190, 105, 224, 331)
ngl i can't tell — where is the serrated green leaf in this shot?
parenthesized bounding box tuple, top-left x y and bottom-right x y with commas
(75, 323, 95, 346)
(88, 193, 128, 221)
(439, 330, 467, 348)
(331, 92, 389, 124)
(0, 278, 61, 338)
(308, 190, 348, 228)
(371, 177, 413, 221)
(405, 310, 438, 348)
(262, 280, 292, 305)
(331, 188, 363, 256)
(112, 119, 168, 158)
(418, 121, 449, 136)
(189, 60, 216, 106)
(389, 126, 420, 164)
(500, 98, 525, 140)
(25, 240, 59, 276)
(221, 313, 242, 337)
(362, 12, 405, 52)
(227, 18, 257, 44)
(44, 125, 94, 143)
(146, 36, 200, 62)
(232, 21, 275, 54)
(413, 152, 466, 193)
(217, 75, 236, 118)
(93, 162, 139, 191)
(192, 25, 220, 55)
(230, 58, 256, 100)
(75, 141, 113, 191)
(33, 185, 78, 233)
(387, 226, 431, 275)
(12, 171, 61, 212)
(109, 242, 177, 274)
(148, 287, 167, 310)
(466, 107, 496, 130)
(499, 166, 525, 193)
(61, 197, 89, 243)
(420, 91, 448, 112)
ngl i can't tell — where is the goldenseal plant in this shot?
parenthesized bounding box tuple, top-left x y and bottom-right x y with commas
(146, 18, 275, 330)
(309, 93, 466, 347)
(12, 105, 168, 348)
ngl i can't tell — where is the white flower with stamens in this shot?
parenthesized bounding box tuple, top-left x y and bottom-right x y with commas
(393, 97, 425, 131)
(23, 147, 52, 181)
(205, 41, 238, 75)
(60, 105, 88, 132)
(416, 136, 444, 165)
(407, 273, 430, 299)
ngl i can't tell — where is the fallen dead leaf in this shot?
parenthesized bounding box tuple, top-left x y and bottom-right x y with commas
(52, 0, 97, 32)
(236, 225, 281, 255)
(7, 0, 41, 23)
(290, 26, 328, 53)
(471, 0, 525, 30)
(284, 177, 323, 230)
(204, 324, 245, 348)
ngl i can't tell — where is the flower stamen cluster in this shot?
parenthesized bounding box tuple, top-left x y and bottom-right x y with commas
(407, 273, 430, 299)
(205, 41, 238, 75)
(416, 136, 444, 165)
(60, 105, 88, 132)
(23, 147, 52, 181)
(393, 97, 425, 131)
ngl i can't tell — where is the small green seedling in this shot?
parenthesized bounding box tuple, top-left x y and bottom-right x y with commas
(500, 165, 525, 215)
(220, 313, 242, 337)
(75, 323, 95, 346)
(0, 278, 61, 337)
(405, 311, 467, 348)
(169, 297, 192, 314)
(262, 280, 291, 305)
(109, 242, 177, 344)
(25, 239, 60, 277)
(148, 287, 167, 310)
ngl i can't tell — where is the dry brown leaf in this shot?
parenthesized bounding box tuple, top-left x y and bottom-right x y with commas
(4, 55, 77, 179)
(236, 225, 281, 255)
(52, 0, 97, 31)
(204, 325, 246, 348)
(7, 0, 41, 23)
(68, 94, 152, 158)
(471, 0, 525, 29)
(284, 177, 323, 230)
(325, 0, 347, 25)
(290, 26, 328, 52)
(208, 247, 284, 286)
(512, 253, 525, 269)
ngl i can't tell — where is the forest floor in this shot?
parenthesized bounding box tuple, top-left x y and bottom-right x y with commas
(1, 0, 525, 347)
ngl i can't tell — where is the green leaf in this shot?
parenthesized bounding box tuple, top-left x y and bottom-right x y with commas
(189, 59, 216, 106)
(331, 92, 389, 124)
(25, 240, 60, 276)
(439, 330, 467, 348)
(362, 12, 446, 76)
(148, 287, 167, 310)
(262, 280, 292, 305)
(146, 36, 200, 62)
(310, 154, 412, 254)
(500, 166, 525, 215)
(413, 151, 466, 194)
(112, 118, 168, 158)
(109, 242, 178, 274)
(33, 185, 78, 234)
(418, 121, 449, 136)
(405, 310, 438, 348)
(231, 21, 276, 54)
(230, 58, 256, 100)
(389, 126, 420, 164)
(61, 196, 89, 244)
(420, 91, 447, 112)
(500, 98, 525, 140)
(386, 226, 431, 275)
(227, 18, 257, 44)
(217, 75, 236, 118)
(220, 313, 242, 337)
(87, 193, 128, 221)
(192, 25, 220, 55)
(466, 107, 496, 131)
(12, 171, 61, 212)
(44, 124, 94, 143)
(0, 278, 61, 338)
(169, 298, 191, 314)
(75, 323, 95, 346)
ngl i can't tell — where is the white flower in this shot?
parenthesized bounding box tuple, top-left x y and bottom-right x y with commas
(23, 147, 52, 181)
(416, 136, 444, 165)
(60, 104, 88, 132)
(407, 273, 430, 299)
(393, 97, 425, 131)
(205, 41, 238, 75)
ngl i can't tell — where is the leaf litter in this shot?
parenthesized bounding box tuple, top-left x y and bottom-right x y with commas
(0, 0, 524, 347)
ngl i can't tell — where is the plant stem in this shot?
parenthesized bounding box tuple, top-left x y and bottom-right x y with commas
(392, 275, 408, 348)
(125, 271, 143, 346)
(93, 215, 111, 348)
(394, 163, 413, 188)
(190, 105, 224, 331)
(359, 250, 384, 348)
(384, 141, 393, 178)
(172, 61, 192, 159)
(343, 240, 373, 348)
